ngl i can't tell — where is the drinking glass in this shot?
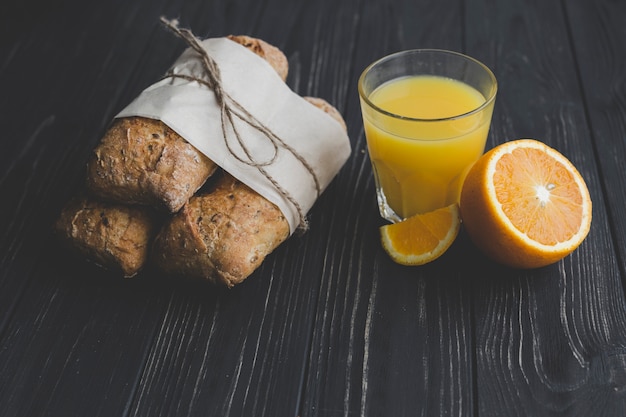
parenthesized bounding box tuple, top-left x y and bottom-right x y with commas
(358, 49, 497, 222)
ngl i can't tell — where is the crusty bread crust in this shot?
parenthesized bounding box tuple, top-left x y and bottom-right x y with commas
(227, 35, 289, 81)
(86, 117, 218, 213)
(152, 174, 290, 287)
(55, 196, 158, 277)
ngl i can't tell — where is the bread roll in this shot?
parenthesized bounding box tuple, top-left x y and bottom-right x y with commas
(152, 173, 290, 287)
(55, 196, 158, 277)
(86, 117, 218, 213)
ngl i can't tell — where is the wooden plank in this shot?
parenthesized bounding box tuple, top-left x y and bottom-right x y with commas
(465, 0, 626, 415)
(566, 0, 626, 277)
(0, 0, 171, 324)
(0, 1, 181, 416)
(298, 1, 479, 416)
(2, 0, 625, 416)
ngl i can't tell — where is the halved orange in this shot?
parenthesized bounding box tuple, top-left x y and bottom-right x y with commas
(380, 204, 461, 265)
(460, 139, 592, 268)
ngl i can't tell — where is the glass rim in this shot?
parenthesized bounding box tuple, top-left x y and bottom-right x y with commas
(358, 48, 498, 123)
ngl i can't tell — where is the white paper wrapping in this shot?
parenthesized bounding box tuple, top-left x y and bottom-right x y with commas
(116, 37, 351, 234)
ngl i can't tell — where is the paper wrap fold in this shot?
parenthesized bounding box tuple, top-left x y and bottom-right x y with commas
(116, 37, 351, 234)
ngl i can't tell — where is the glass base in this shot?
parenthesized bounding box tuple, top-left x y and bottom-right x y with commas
(375, 188, 403, 224)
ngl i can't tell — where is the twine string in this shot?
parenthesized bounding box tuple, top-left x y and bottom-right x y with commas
(160, 17, 320, 231)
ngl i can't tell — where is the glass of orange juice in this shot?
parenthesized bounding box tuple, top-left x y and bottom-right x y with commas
(358, 49, 497, 223)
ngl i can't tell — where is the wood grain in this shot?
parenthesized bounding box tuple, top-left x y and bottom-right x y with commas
(465, 0, 626, 415)
(0, 0, 625, 416)
(566, 0, 626, 278)
(299, 1, 478, 416)
(0, 1, 174, 415)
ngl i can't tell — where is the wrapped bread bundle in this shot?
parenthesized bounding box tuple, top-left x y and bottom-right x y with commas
(55, 197, 158, 277)
(54, 31, 293, 277)
(153, 97, 347, 287)
(56, 19, 351, 285)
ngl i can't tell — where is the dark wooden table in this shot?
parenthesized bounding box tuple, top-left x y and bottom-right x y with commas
(2, 0, 626, 416)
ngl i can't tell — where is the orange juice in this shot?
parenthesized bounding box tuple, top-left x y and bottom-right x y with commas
(362, 75, 493, 219)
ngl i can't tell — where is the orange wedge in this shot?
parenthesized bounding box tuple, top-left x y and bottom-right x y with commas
(380, 204, 461, 265)
(460, 139, 592, 268)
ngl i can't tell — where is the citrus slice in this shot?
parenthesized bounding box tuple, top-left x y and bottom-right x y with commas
(380, 204, 461, 266)
(460, 139, 592, 268)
